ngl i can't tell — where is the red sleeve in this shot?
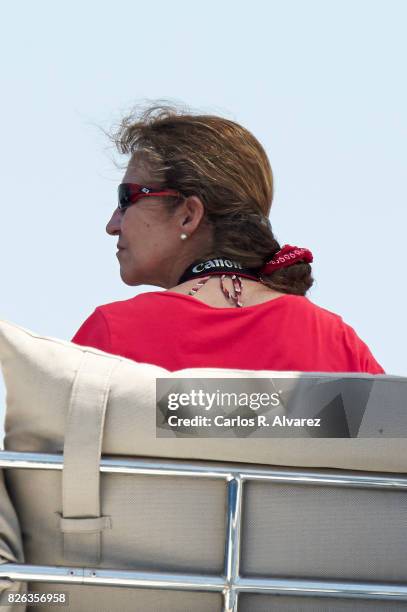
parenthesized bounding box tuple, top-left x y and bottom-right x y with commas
(342, 324, 385, 375)
(71, 308, 112, 354)
(358, 343, 385, 375)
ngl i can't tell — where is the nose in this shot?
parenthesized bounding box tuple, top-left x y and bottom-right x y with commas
(106, 208, 122, 236)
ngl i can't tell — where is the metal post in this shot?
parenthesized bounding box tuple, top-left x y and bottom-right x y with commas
(223, 475, 243, 612)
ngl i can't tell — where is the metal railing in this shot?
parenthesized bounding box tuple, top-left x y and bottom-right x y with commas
(1, 450, 407, 611)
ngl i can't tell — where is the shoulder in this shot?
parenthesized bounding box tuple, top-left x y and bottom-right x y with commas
(72, 292, 165, 347)
(299, 298, 385, 373)
(281, 296, 384, 373)
(290, 296, 368, 338)
(279, 295, 362, 340)
(277, 295, 345, 322)
(96, 291, 180, 318)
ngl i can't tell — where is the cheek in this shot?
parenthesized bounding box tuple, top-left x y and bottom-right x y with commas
(121, 213, 149, 238)
(122, 208, 172, 252)
(152, 223, 173, 246)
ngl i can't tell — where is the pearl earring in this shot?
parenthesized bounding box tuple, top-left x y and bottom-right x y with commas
(180, 233, 188, 240)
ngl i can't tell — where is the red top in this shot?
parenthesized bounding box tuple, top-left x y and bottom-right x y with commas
(72, 292, 385, 374)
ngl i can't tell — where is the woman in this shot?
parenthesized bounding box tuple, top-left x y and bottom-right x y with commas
(72, 105, 384, 374)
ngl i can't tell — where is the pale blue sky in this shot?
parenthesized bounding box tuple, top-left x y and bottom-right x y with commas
(1, 0, 406, 436)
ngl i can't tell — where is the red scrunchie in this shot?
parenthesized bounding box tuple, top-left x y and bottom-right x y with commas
(260, 244, 313, 275)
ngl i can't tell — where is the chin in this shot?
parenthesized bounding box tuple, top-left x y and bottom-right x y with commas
(119, 268, 143, 286)
(119, 263, 165, 287)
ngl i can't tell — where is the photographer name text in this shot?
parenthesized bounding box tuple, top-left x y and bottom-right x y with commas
(167, 415, 321, 428)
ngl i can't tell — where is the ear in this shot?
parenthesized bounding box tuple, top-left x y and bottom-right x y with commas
(177, 195, 206, 234)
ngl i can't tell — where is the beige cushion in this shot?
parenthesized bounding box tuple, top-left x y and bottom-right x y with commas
(1, 318, 406, 472)
(1, 318, 407, 612)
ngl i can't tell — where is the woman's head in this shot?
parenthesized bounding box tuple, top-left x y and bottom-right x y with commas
(107, 103, 313, 294)
(107, 152, 212, 286)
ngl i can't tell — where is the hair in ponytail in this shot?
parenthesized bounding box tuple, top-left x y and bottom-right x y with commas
(261, 260, 314, 296)
(198, 211, 313, 295)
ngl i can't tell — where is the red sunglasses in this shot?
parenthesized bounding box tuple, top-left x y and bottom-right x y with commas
(118, 183, 183, 210)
